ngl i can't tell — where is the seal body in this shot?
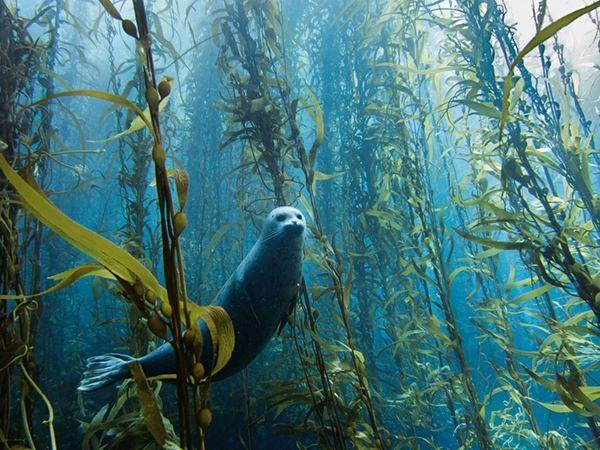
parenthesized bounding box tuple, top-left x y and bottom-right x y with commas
(78, 206, 305, 391)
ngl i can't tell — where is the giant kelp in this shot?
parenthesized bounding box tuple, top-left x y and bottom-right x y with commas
(213, 1, 385, 447)
(0, 1, 58, 446)
(0, 0, 599, 449)
(1, 1, 234, 448)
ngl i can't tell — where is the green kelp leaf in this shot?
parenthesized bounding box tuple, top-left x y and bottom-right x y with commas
(0, 264, 113, 300)
(269, 391, 315, 421)
(249, 96, 270, 113)
(453, 188, 502, 207)
(201, 224, 232, 279)
(458, 100, 503, 121)
(509, 284, 554, 305)
(555, 380, 597, 417)
(313, 170, 345, 182)
(500, 0, 600, 136)
(526, 369, 600, 417)
(535, 401, 572, 414)
(558, 376, 600, 416)
(474, 247, 503, 259)
(563, 310, 595, 327)
(342, 265, 354, 309)
(187, 304, 235, 376)
(129, 362, 168, 445)
(454, 228, 532, 250)
(526, 147, 561, 171)
(200, 224, 232, 261)
(508, 77, 525, 112)
(411, 262, 437, 287)
(447, 266, 470, 285)
(304, 87, 324, 166)
(0, 154, 166, 302)
(525, 368, 558, 392)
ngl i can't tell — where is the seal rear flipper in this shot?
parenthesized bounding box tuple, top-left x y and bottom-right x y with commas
(78, 353, 134, 392)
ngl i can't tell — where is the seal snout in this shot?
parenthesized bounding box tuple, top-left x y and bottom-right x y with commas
(284, 220, 305, 235)
(261, 206, 307, 242)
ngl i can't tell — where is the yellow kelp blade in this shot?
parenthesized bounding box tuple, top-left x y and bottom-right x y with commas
(0, 264, 113, 300)
(95, 76, 174, 144)
(187, 304, 235, 376)
(0, 154, 165, 302)
(304, 86, 324, 163)
(51, 264, 168, 301)
(20, 89, 154, 140)
(129, 361, 169, 445)
(527, 368, 600, 417)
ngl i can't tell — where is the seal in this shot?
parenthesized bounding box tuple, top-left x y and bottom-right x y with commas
(78, 206, 306, 391)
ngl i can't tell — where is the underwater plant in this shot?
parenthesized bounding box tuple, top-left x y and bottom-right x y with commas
(0, 0, 599, 448)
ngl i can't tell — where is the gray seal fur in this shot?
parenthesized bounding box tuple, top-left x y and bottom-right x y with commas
(78, 206, 305, 391)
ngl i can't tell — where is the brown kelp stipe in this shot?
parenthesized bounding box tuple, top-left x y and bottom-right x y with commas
(113, 1, 209, 447)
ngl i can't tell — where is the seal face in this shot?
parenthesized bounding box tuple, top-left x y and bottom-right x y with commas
(78, 207, 306, 391)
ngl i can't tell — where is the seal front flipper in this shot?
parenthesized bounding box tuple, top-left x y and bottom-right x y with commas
(78, 353, 134, 392)
(237, 273, 261, 327)
(277, 277, 303, 336)
(277, 294, 298, 335)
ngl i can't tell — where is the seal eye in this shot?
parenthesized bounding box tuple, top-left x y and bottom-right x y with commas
(276, 213, 286, 222)
(296, 214, 302, 220)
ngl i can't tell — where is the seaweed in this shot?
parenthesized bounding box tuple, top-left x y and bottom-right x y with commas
(0, 0, 599, 448)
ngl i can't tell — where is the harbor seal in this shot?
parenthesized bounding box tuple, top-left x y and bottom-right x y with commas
(78, 206, 306, 391)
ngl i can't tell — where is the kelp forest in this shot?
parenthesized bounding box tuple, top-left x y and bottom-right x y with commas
(0, 0, 599, 448)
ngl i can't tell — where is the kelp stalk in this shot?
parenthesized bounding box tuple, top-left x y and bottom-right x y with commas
(131, 0, 198, 447)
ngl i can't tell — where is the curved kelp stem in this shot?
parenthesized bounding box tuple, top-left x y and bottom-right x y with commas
(20, 363, 56, 450)
(0, 2, 56, 447)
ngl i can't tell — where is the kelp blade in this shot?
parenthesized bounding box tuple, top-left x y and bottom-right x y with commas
(0, 264, 113, 300)
(187, 304, 235, 376)
(0, 153, 165, 301)
(129, 361, 169, 445)
(500, 1, 600, 135)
